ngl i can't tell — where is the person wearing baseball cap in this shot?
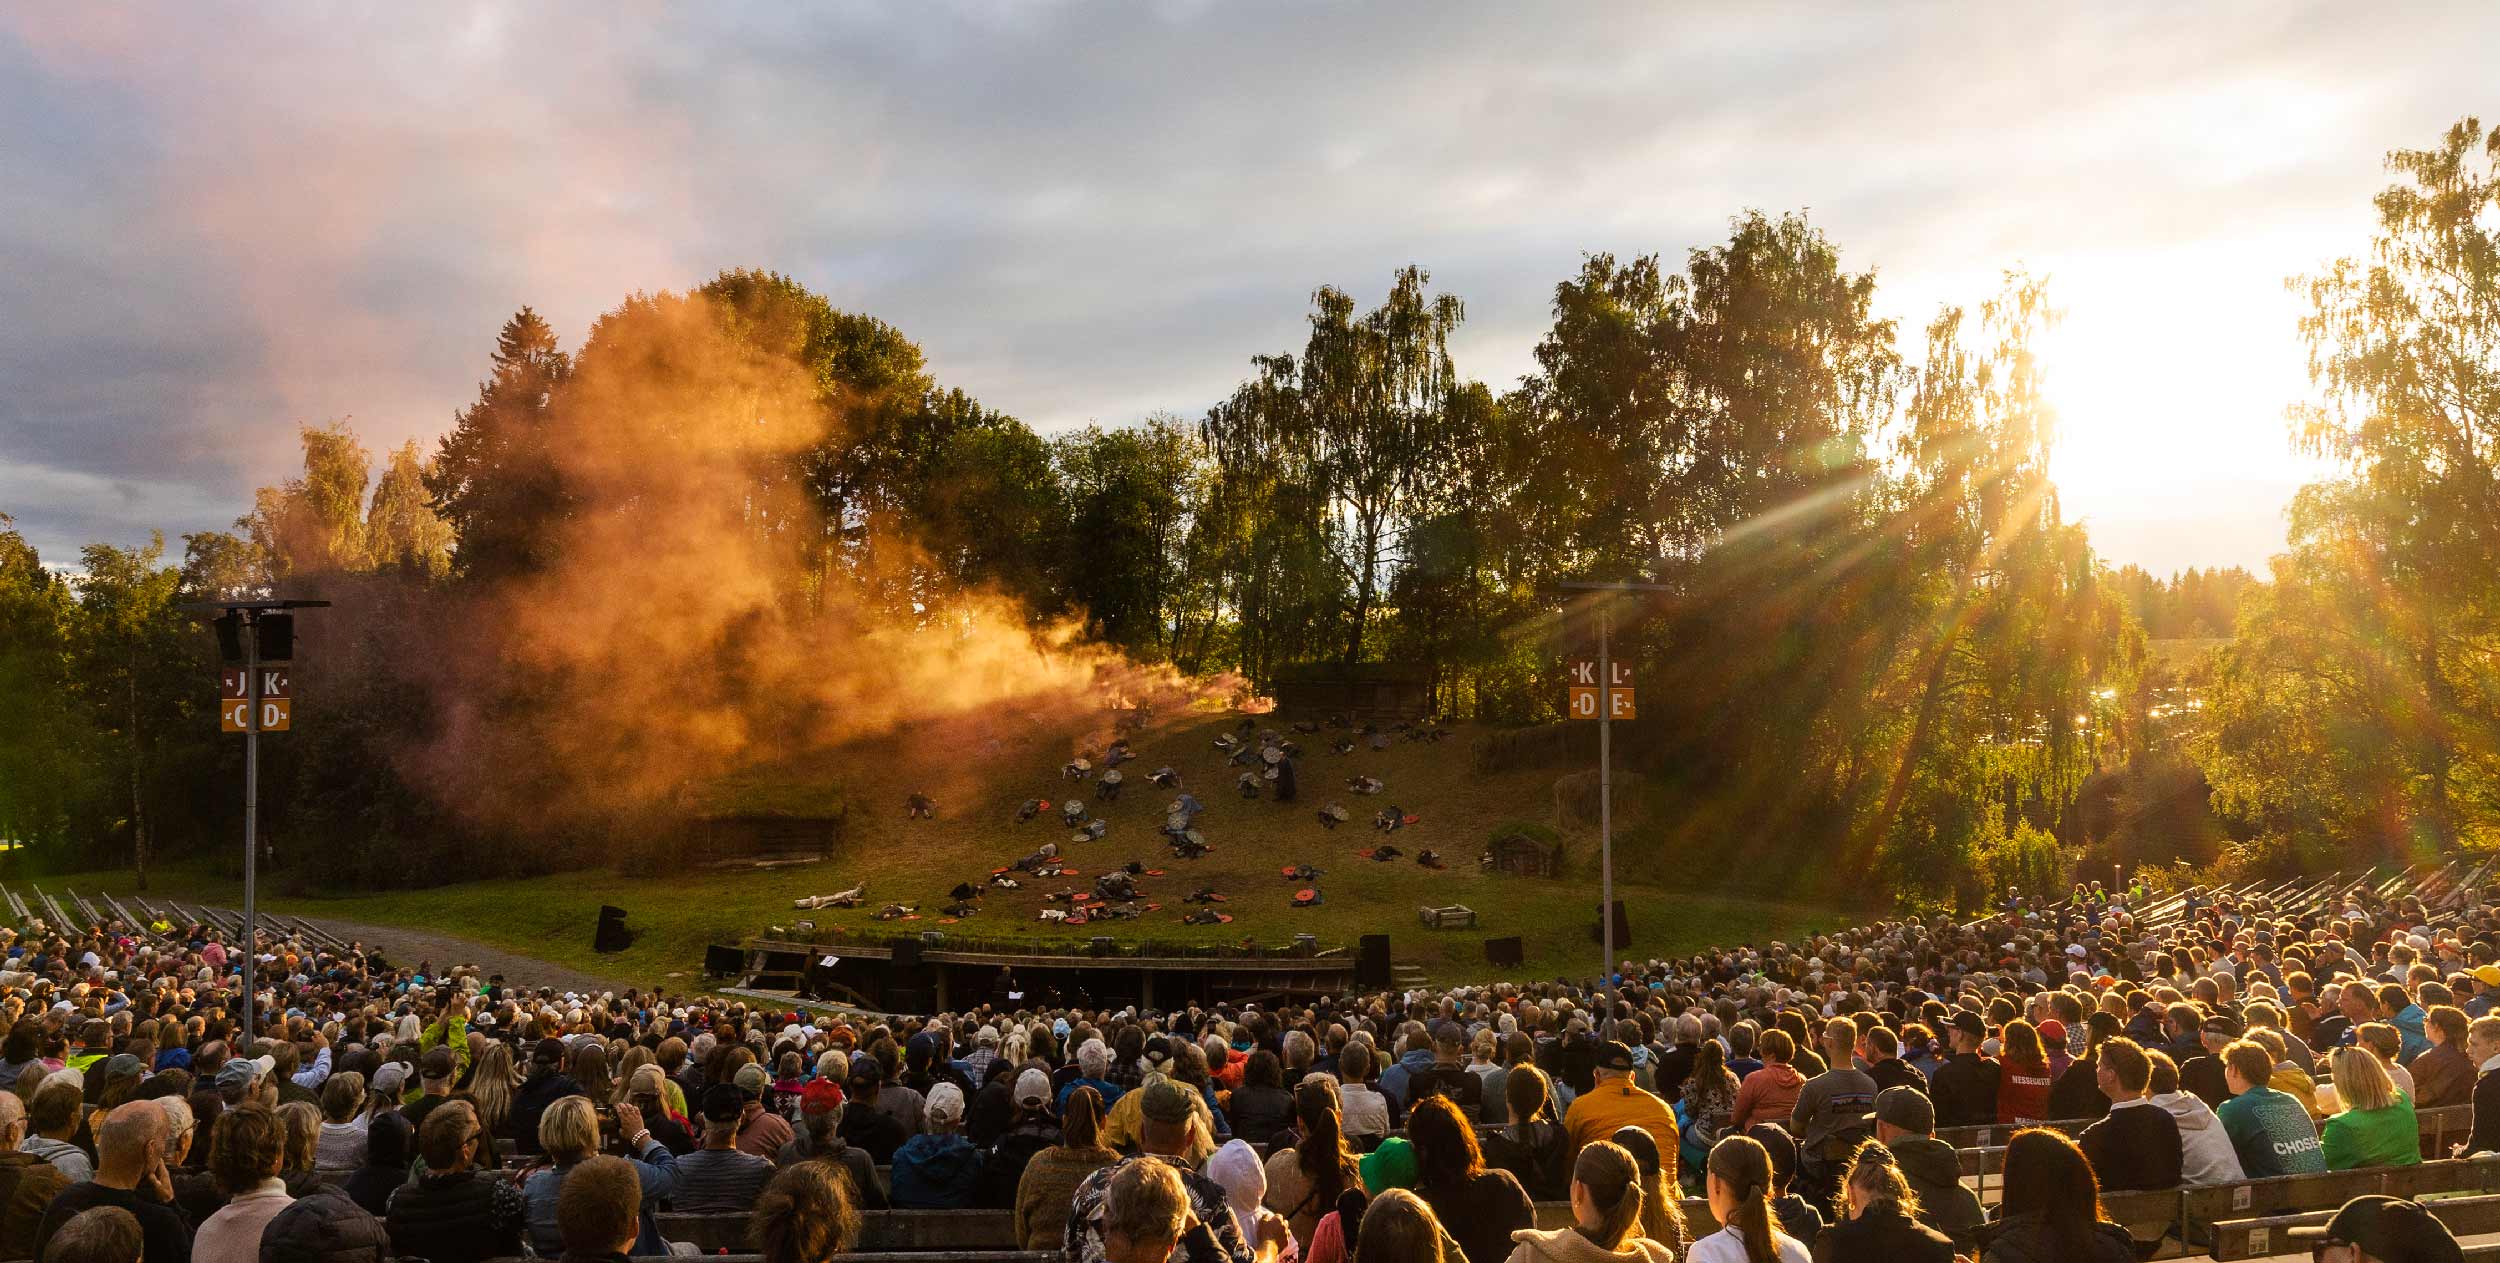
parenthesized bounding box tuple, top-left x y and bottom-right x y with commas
(510, 1038, 580, 1158)
(672, 1085, 774, 1213)
(775, 1076, 884, 1207)
(1862, 1085, 1982, 1249)
(1562, 1040, 1680, 1184)
(729, 1061, 793, 1159)
(893, 1083, 983, 1209)
(1929, 1012, 2001, 1129)
(1065, 1079, 1255, 1263)
(2288, 1195, 2464, 1263)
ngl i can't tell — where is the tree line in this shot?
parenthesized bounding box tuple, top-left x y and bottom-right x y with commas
(3, 115, 2494, 902)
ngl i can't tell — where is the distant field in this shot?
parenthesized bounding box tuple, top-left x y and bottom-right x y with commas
(29, 715, 1852, 988)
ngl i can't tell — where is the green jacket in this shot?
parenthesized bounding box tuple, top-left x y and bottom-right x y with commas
(2219, 1086, 2325, 1177)
(402, 1012, 470, 1106)
(2320, 1093, 2420, 1171)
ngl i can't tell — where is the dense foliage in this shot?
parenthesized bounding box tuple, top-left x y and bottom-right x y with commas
(5, 117, 2495, 902)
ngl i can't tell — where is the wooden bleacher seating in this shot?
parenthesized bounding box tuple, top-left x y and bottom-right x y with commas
(2208, 1190, 2500, 1261)
(2190, 1157, 2500, 1256)
(664, 1209, 1023, 1253)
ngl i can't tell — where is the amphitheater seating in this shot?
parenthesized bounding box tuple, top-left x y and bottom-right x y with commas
(661, 1209, 1023, 1253)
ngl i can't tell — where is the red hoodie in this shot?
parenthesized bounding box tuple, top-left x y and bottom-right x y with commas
(1998, 1056, 2054, 1124)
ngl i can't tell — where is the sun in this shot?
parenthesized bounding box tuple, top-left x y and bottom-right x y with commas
(2032, 240, 2334, 563)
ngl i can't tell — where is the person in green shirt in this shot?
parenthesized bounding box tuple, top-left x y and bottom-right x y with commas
(406, 990, 472, 1106)
(2218, 1040, 2324, 1177)
(2319, 1046, 2420, 1171)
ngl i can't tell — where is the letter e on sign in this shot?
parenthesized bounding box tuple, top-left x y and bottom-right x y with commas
(1608, 689, 1636, 720)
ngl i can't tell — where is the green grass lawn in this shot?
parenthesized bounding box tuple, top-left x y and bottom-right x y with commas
(28, 715, 1855, 989)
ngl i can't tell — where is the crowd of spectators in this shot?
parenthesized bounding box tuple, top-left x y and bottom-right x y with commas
(0, 869, 2490, 1263)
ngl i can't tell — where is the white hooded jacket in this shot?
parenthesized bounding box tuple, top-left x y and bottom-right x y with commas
(2152, 1090, 2248, 1187)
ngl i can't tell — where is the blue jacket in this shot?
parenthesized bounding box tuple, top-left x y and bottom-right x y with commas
(1379, 1048, 1438, 1107)
(2394, 1005, 2431, 1063)
(524, 1140, 679, 1256)
(891, 1133, 985, 1209)
(1057, 1076, 1122, 1114)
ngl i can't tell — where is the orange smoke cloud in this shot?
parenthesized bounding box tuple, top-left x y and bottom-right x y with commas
(406, 287, 1235, 835)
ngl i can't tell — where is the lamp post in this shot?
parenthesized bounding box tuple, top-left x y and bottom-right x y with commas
(1559, 581, 1669, 997)
(183, 597, 326, 1048)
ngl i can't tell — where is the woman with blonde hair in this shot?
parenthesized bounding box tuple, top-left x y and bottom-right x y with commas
(469, 1039, 522, 1142)
(613, 1045, 658, 1104)
(521, 1095, 680, 1255)
(1498, 1141, 1672, 1263)
(2320, 1045, 2420, 1170)
(273, 1100, 326, 1195)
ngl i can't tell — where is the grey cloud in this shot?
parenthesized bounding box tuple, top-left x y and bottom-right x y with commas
(2, 0, 2492, 569)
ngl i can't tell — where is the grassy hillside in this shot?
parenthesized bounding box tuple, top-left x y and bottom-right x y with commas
(33, 714, 1852, 988)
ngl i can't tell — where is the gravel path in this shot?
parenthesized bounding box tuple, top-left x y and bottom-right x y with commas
(297, 916, 636, 996)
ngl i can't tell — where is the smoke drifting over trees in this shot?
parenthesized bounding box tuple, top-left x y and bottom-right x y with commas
(6, 117, 2497, 897)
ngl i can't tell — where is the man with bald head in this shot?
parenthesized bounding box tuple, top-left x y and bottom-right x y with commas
(0, 1092, 69, 1259)
(34, 1102, 191, 1263)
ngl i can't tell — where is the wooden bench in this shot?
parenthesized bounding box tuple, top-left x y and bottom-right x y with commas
(660, 1209, 1020, 1253)
(2209, 1192, 2500, 1261)
(1936, 1118, 2092, 1150)
(2188, 1157, 2500, 1253)
(2100, 1187, 2186, 1249)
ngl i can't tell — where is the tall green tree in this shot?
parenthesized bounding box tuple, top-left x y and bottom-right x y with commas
(2207, 116, 2500, 859)
(366, 441, 454, 577)
(0, 517, 91, 854)
(1054, 419, 1207, 656)
(248, 421, 374, 578)
(68, 535, 201, 889)
(428, 308, 573, 581)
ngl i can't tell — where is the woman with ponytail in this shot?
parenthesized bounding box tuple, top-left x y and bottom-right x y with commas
(1499, 1141, 1674, 1263)
(1268, 1077, 1365, 1250)
(1607, 1126, 1689, 1254)
(1806, 1140, 1952, 1263)
(1686, 1135, 1809, 1263)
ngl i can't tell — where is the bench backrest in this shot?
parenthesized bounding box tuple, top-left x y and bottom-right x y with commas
(660, 1209, 1021, 1252)
(2209, 1192, 2500, 1261)
(2185, 1157, 2500, 1249)
(1935, 1118, 2090, 1149)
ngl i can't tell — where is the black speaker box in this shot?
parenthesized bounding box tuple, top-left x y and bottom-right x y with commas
(1588, 900, 1631, 948)
(893, 938, 924, 969)
(1485, 936, 1525, 968)
(703, 944, 744, 977)
(593, 905, 632, 954)
(256, 613, 295, 661)
(1357, 933, 1392, 988)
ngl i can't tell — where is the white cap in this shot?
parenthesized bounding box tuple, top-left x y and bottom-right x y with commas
(926, 1082, 966, 1125)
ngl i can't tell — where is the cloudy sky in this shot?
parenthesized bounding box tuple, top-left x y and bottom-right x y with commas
(3, 3, 2491, 574)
